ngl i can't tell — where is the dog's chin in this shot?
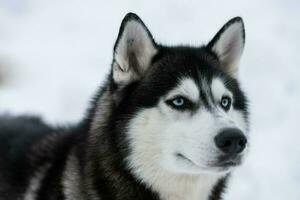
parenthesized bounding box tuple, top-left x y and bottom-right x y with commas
(175, 153, 242, 175)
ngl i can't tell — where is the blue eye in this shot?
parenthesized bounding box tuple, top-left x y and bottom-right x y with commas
(166, 96, 193, 110)
(220, 96, 232, 111)
(172, 97, 185, 107)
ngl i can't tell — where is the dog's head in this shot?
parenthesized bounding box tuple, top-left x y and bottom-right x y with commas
(108, 13, 249, 177)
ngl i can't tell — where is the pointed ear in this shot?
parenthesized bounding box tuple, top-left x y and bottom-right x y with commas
(207, 17, 245, 78)
(112, 13, 157, 85)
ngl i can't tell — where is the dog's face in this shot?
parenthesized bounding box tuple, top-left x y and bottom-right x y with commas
(110, 13, 248, 176)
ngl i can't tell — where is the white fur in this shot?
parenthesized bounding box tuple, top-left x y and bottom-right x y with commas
(166, 78, 200, 102)
(211, 78, 232, 101)
(126, 108, 221, 200)
(62, 151, 85, 200)
(23, 164, 50, 200)
(210, 20, 244, 77)
(113, 20, 157, 84)
(230, 111, 248, 134)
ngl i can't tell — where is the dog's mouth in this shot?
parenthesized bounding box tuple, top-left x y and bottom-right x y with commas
(213, 155, 243, 168)
(176, 153, 203, 169)
(176, 153, 194, 163)
(217, 155, 242, 167)
(214, 159, 241, 168)
(176, 153, 242, 171)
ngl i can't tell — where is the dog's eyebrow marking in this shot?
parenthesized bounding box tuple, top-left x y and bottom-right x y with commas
(166, 78, 199, 102)
(211, 78, 232, 100)
(200, 78, 214, 108)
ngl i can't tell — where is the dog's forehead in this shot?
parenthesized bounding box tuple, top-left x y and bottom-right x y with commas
(211, 78, 232, 99)
(166, 78, 200, 102)
(168, 76, 230, 100)
(135, 46, 244, 108)
(150, 47, 224, 83)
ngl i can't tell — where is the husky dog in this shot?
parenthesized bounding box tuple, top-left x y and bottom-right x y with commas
(0, 13, 249, 200)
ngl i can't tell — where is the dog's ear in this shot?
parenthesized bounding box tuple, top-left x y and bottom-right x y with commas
(207, 17, 245, 78)
(112, 13, 157, 85)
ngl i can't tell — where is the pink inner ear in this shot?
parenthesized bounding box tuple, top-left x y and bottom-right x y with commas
(210, 21, 245, 77)
(113, 19, 157, 84)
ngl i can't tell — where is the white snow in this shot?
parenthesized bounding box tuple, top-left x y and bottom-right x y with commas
(0, 0, 299, 199)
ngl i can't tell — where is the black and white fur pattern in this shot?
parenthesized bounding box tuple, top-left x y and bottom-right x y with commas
(0, 13, 249, 200)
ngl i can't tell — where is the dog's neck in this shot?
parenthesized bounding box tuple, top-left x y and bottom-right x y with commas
(131, 166, 223, 200)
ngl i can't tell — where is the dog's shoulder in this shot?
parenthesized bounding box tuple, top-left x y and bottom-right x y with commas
(0, 115, 54, 158)
(0, 116, 54, 192)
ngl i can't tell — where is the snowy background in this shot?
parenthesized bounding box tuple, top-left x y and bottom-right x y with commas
(0, 0, 299, 199)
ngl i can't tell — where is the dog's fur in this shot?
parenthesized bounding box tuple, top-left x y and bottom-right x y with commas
(0, 13, 249, 200)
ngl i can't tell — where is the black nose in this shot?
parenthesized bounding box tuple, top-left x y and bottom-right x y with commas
(215, 128, 247, 155)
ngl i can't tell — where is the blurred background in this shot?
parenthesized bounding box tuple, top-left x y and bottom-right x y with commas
(0, 0, 299, 199)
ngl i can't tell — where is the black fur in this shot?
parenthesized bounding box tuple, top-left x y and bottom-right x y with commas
(0, 13, 248, 200)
